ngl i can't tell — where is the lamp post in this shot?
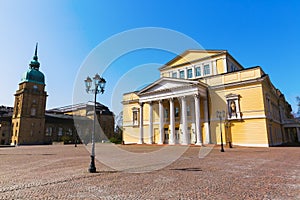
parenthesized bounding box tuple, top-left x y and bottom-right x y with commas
(216, 110, 225, 152)
(84, 74, 106, 173)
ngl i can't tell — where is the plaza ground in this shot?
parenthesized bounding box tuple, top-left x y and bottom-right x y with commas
(0, 144, 299, 199)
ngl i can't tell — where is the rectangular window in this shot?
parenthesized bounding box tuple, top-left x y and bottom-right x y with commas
(203, 64, 210, 75)
(133, 111, 138, 126)
(172, 72, 177, 78)
(58, 127, 63, 136)
(187, 69, 193, 78)
(195, 67, 201, 77)
(68, 128, 72, 135)
(46, 127, 52, 136)
(179, 70, 185, 79)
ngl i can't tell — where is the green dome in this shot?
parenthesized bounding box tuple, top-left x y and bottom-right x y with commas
(21, 68, 45, 84)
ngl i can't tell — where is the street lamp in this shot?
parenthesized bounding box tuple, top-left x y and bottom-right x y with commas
(84, 73, 106, 173)
(216, 110, 225, 152)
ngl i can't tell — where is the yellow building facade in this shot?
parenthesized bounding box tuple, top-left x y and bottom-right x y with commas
(122, 50, 300, 147)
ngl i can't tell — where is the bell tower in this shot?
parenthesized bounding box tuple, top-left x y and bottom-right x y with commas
(11, 43, 47, 145)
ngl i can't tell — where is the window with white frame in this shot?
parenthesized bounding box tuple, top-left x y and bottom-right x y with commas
(195, 66, 201, 77)
(179, 70, 185, 79)
(132, 107, 139, 126)
(226, 93, 242, 120)
(187, 69, 193, 78)
(203, 64, 210, 75)
(172, 72, 177, 78)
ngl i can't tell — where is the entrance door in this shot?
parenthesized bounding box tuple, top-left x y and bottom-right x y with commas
(175, 128, 179, 144)
(164, 128, 169, 144)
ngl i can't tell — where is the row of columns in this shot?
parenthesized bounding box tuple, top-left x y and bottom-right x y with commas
(138, 94, 210, 145)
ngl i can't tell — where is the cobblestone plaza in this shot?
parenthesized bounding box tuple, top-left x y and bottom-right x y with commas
(0, 145, 299, 199)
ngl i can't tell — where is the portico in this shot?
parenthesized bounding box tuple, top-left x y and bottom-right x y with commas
(136, 77, 210, 145)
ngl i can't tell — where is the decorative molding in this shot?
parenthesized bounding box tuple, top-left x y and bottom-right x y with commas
(226, 93, 242, 120)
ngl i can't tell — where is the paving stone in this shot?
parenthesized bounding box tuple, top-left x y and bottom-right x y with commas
(0, 145, 299, 199)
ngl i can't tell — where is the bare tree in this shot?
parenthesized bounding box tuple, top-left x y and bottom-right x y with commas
(297, 96, 300, 117)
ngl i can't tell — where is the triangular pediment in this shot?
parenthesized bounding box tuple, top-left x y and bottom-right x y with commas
(160, 49, 227, 70)
(137, 77, 202, 95)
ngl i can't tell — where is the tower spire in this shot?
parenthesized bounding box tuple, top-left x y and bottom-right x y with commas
(33, 42, 38, 61)
(29, 42, 40, 70)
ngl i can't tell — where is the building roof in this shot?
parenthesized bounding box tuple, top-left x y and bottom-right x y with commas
(0, 106, 13, 117)
(45, 113, 91, 121)
(21, 68, 45, 85)
(159, 49, 228, 70)
(20, 43, 45, 85)
(47, 101, 113, 115)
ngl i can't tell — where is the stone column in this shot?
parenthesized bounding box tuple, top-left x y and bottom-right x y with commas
(194, 94, 202, 145)
(181, 96, 188, 145)
(158, 100, 164, 144)
(149, 102, 153, 144)
(138, 103, 144, 144)
(169, 98, 175, 145)
(204, 99, 210, 144)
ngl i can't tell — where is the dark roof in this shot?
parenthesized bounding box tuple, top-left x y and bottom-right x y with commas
(45, 113, 91, 123)
(47, 101, 111, 114)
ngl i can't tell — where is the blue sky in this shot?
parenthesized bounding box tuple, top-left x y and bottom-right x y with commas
(0, 0, 299, 115)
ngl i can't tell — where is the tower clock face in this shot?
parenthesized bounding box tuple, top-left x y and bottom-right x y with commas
(33, 85, 38, 90)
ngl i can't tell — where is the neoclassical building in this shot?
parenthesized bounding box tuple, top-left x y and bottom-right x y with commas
(122, 50, 300, 147)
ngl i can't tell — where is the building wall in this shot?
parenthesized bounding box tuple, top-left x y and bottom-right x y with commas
(11, 117, 45, 145)
(123, 93, 140, 144)
(0, 120, 11, 145)
(44, 119, 75, 144)
(207, 80, 269, 146)
(260, 77, 295, 146)
(12, 81, 47, 145)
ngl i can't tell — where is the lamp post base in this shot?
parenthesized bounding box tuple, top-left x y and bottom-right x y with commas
(221, 144, 225, 152)
(88, 155, 96, 173)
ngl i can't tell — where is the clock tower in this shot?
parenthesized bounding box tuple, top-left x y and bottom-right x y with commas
(11, 44, 47, 145)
